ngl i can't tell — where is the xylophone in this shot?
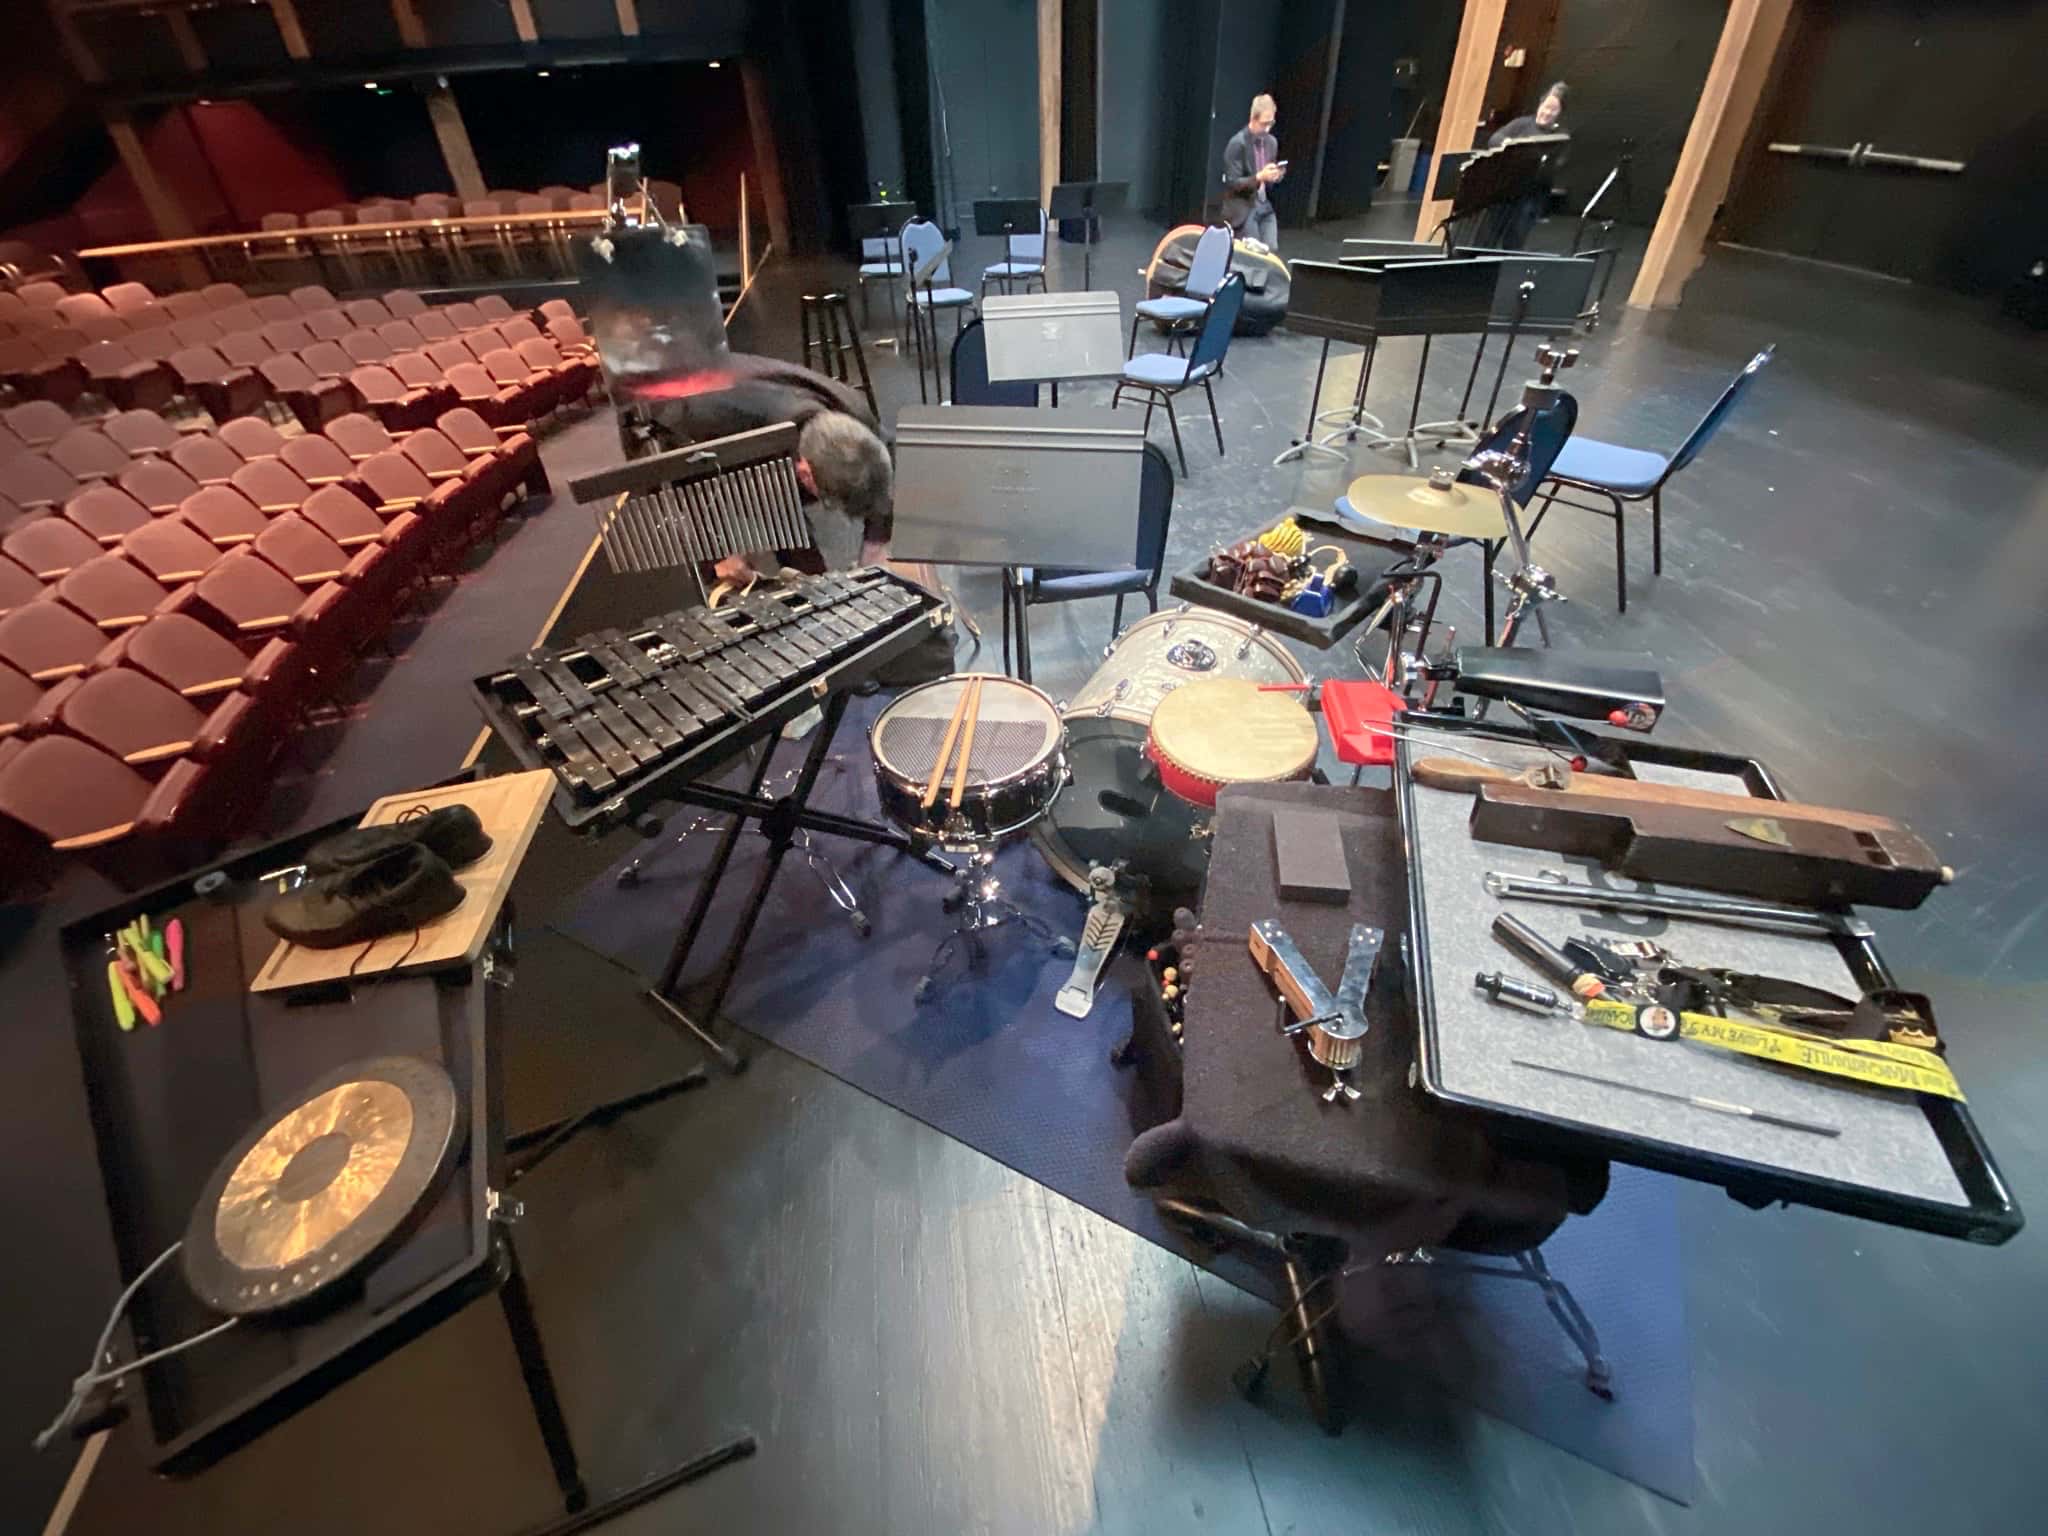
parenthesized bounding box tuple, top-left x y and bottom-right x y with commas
(473, 566, 949, 828)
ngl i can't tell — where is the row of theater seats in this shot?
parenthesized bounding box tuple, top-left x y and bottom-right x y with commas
(256, 180, 679, 230)
(0, 405, 547, 879)
(1, 280, 595, 429)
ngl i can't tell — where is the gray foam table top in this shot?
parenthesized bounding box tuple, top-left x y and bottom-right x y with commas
(1400, 726, 1968, 1208)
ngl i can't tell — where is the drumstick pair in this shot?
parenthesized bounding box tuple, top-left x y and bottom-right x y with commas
(920, 676, 985, 813)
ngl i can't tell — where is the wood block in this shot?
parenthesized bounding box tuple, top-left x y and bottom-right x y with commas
(250, 769, 554, 992)
(1272, 809, 1352, 904)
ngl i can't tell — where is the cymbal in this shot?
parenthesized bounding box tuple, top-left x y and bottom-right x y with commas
(182, 1056, 460, 1316)
(1341, 473, 1506, 540)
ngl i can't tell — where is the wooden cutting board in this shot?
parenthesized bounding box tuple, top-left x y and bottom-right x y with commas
(250, 770, 554, 993)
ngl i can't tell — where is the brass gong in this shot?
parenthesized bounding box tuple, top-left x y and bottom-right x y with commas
(182, 1057, 460, 1315)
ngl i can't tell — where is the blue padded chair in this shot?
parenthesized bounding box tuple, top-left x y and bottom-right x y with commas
(901, 219, 976, 403)
(1112, 273, 1245, 475)
(1130, 223, 1232, 358)
(950, 320, 1038, 407)
(1002, 442, 1174, 682)
(1335, 389, 1579, 643)
(1529, 345, 1774, 611)
(980, 208, 1048, 298)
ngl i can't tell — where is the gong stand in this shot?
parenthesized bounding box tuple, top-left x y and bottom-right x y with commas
(641, 688, 955, 1070)
(492, 1224, 757, 1535)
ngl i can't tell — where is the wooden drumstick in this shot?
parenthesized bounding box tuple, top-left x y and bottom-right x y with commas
(950, 675, 984, 811)
(921, 677, 974, 810)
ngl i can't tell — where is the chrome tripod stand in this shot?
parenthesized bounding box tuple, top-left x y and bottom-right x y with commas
(915, 850, 1076, 1003)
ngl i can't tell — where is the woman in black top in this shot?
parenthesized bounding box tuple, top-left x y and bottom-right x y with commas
(1486, 81, 1570, 248)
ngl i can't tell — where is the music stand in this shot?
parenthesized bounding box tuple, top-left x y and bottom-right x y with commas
(1337, 257, 1504, 468)
(848, 199, 912, 341)
(981, 289, 1126, 405)
(905, 239, 958, 404)
(891, 405, 1147, 569)
(973, 197, 1046, 296)
(1048, 179, 1128, 287)
(1439, 135, 1567, 252)
(1273, 259, 1396, 466)
(1419, 251, 1596, 446)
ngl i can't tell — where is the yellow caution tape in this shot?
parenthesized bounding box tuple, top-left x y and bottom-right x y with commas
(1580, 999, 1966, 1102)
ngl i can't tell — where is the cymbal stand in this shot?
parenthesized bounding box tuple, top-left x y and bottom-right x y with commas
(1462, 343, 1579, 652)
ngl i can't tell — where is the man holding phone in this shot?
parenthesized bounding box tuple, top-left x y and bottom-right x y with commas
(1220, 93, 1285, 252)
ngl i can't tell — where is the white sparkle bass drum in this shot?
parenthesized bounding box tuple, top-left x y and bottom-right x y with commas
(1031, 606, 1306, 902)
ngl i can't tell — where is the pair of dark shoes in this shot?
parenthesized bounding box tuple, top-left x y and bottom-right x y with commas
(265, 807, 493, 949)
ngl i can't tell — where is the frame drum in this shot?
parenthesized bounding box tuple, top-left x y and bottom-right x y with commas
(1146, 678, 1320, 808)
(1032, 608, 1306, 898)
(871, 674, 1067, 848)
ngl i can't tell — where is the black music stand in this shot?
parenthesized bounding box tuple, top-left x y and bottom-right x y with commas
(1439, 136, 1566, 252)
(1048, 179, 1128, 288)
(848, 199, 912, 341)
(1273, 259, 1393, 466)
(1419, 251, 1597, 447)
(905, 239, 959, 404)
(972, 197, 1046, 296)
(1327, 256, 1504, 467)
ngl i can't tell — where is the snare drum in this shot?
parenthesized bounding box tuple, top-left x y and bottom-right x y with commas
(1146, 678, 1320, 808)
(1033, 608, 1307, 898)
(871, 674, 1067, 849)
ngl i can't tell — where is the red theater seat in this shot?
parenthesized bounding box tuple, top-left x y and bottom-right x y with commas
(343, 298, 392, 329)
(216, 416, 286, 460)
(121, 516, 220, 584)
(201, 282, 249, 310)
(32, 666, 205, 764)
(389, 351, 457, 410)
(475, 295, 518, 324)
(215, 330, 272, 371)
(303, 308, 354, 343)
(178, 485, 269, 546)
(0, 600, 108, 679)
(260, 317, 318, 355)
(0, 660, 41, 733)
(323, 412, 397, 463)
(348, 365, 442, 431)
(4, 401, 73, 449)
(0, 337, 88, 406)
(300, 483, 387, 547)
(0, 555, 41, 616)
(494, 316, 544, 347)
(101, 409, 181, 459)
(253, 294, 302, 325)
(537, 298, 576, 324)
(341, 328, 393, 365)
(48, 427, 130, 483)
(257, 353, 356, 431)
(411, 310, 456, 342)
(55, 292, 116, 328)
(118, 458, 203, 515)
(170, 316, 225, 350)
(378, 319, 428, 353)
(77, 341, 178, 412)
(424, 338, 475, 373)
(441, 300, 485, 332)
(2, 451, 83, 509)
(299, 340, 353, 381)
(53, 553, 176, 630)
(279, 433, 356, 487)
(441, 362, 531, 432)
(291, 285, 339, 313)
(61, 485, 153, 545)
(169, 433, 246, 486)
(169, 346, 268, 423)
(5, 515, 101, 579)
(0, 734, 176, 850)
(161, 291, 211, 322)
(385, 289, 428, 318)
(97, 612, 252, 700)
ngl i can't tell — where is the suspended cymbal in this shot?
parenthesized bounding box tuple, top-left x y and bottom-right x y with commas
(182, 1057, 460, 1316)
(1341, 473, 1507, 540)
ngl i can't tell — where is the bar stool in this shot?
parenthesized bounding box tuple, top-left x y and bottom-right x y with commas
(798, 292, 878, 421)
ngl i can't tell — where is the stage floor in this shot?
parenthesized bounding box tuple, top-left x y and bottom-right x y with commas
(37, 206, 2048, 1536)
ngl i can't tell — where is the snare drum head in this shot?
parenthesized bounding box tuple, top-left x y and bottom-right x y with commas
(872, 673, 1063, 791)
(1149, 679, 1320, 787)
(1030, 715, 1211, 898)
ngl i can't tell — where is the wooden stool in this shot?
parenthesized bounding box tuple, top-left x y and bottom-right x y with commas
(799, 292, 878, 420)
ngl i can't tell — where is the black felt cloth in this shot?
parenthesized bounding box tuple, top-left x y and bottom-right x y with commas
(1125, 782, 1606, 1256)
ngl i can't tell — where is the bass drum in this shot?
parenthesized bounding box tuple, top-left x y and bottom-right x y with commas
(1032, 607, 1306, 902)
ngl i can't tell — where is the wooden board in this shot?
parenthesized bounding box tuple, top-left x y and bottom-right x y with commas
(250, 770, 554, 993)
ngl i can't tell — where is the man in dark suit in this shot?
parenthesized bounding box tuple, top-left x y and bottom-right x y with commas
(1220, 93, 1285, 252)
